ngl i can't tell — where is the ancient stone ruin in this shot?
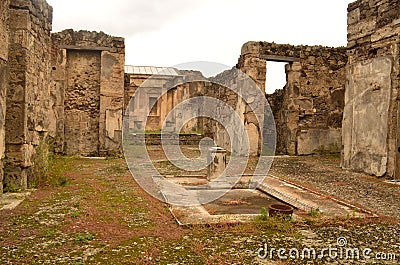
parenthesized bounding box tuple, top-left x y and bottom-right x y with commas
(0, 0, 399, 194)
(51, 30, 125, 157)
(342, 0, 400, 177)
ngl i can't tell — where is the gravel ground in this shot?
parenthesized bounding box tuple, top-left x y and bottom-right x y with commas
(269, 155, 400, 218)
(0, 154, 399, 264)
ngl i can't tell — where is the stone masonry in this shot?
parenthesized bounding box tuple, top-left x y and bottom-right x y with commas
(207, 68, 265, 156)
(342, 0, 400, 177)
(0, 0, 399, 194)
(124, 67, 206, 134)
(0, 0, 10, 193)
(51, 30, 125, 156)
(4, 0, 53, 190)
(238, 42, 347, 156)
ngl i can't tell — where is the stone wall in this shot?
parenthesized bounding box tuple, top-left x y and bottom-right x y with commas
(0, 0, 10, 193)
(342, 0, 400, 177)
(64, 50, 101, 156)
(4, 0, 53, 190)
(124, 69, 206, 134)
(124, 72, 175, 131)
(51, 30, 125, 156)
(207, 68, 265, 156)
(240, 42, 347, 155)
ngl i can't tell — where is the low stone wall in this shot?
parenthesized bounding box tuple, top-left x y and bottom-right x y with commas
(125, 133, 211, 146)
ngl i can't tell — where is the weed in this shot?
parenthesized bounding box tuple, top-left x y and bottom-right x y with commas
(74, 232, 96, 244)
(352, 208, 357, 218)
(255, 207, 294, 234)
(3, 183, 21, 193)
(71, 210, 80, 218)
(40, 228, 57, 238)
(259, 207, 268, 221)
(309, 208, 321, 218)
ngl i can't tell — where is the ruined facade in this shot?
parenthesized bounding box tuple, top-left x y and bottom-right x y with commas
(124, 67, 206, 134)
(238, 42, 347, 156)
(0, 0, 399, 193)
(342, 0, 400, 177)
(51, 30, 125, 156)
(0, 0, 126, 191)
(206, 68, 265, 156)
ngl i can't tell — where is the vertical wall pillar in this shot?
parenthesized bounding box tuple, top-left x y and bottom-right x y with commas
(4, 0, 52, 190)
(0, 0, 10, 194)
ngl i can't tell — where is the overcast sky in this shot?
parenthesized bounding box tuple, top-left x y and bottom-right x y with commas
(46, 0, 353, 93)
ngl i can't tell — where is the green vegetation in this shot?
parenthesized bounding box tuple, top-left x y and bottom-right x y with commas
(74, 232, 96, 244)
(71, 210, 80, 218)
(309, 208, 322, 218)
(32, 138, 75, 188)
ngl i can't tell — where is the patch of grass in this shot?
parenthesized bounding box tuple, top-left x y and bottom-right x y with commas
(31, 137, 76, 188)
(40, 228, 57, 238)
(3, 183, 21, 193)
(309, 208, 322, 218)
(46, 155, 77, 186)
(71, 210, 80, 218)
(74, 232, 96, 244)
(255, 207, 295, 235)
(104, 163, 128, 176)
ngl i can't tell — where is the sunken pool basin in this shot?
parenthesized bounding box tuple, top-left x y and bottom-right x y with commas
(204, 189, 294, 215)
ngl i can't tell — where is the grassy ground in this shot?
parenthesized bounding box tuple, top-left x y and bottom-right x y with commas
(1, 153, 399, 264)
(0, 157, 298, 265)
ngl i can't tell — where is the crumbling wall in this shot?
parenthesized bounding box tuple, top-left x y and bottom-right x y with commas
(240, 42, 347, 155)
(161, 72, 207, 134)
(4, 0, 52, 190)
(342, 0, 400, 177)
(64, 50, 101, 156)
(124, 72, 176, 131)
(0, 0, 10, 193)
(207, 68, 264, 156)
(51, 30, 125, 156)
(124, 69, 206, 134)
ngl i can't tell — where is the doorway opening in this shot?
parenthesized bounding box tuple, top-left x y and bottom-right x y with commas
(265, 61, 288, 95)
